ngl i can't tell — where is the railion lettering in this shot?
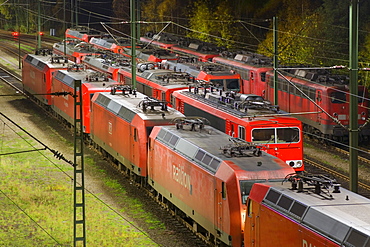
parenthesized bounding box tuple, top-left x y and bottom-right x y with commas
(172, 164, 191, 192)
(303, 239, 316, 247)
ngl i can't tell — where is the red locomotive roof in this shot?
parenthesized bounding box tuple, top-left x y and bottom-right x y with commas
(153, 125, 293, 177)
(140, 36, 177, 49)
(251, 180, 370, 246)
(92, 91, 185, 122)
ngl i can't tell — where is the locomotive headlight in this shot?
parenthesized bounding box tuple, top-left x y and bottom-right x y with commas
(333, 112, 338, 118)
(296, 160, 303, 167)
(286, 160, 303, 168)
(361, 112, 366, 120)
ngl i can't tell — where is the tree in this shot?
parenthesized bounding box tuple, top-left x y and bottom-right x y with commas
(257, 0, 326, 66)
(187, 0, 215, 42)
(213, 0, 240, 48)
(359, 23, 370, 88)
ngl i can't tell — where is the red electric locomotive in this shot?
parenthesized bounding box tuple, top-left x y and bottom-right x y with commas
(90, 90, 185, 177)
(263, 69, 370, 141)
(212, 51, 370, 141)
(53, 39, 102, 63)
(141, 32, 222, 62)
(82, 53, 130, 81)
(65, 26, 103, 43)
(245, 174, 370, 246)
(22, 50, 73, 106)
(172, 88, 304, 171)
(89, 37, 126, 55)
(124, 46, 178, 63)
(140, 32, 179, 49)
(171, 42, 221, 62)
(147, 124, 296, 247)
(51, 68, 116, 134)
(212, 52, 272, 95)
(117, 65, 194, 107)
(162, 57, 241, 92)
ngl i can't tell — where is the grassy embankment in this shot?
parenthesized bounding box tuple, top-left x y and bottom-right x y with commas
(0, 128, 164, 246)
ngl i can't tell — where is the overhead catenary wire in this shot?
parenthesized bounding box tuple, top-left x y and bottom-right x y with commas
(96, 21, 370, 117)
(97, 20, 370, 123)
(0, 115, 162, 246)
(0, 112, 74, 166)
(275, 70, 348, 131)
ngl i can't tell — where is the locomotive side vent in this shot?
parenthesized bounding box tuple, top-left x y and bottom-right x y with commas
(156, 127, 221, 174)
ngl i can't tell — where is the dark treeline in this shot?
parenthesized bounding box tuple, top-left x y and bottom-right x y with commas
(2, 0, 370, 83)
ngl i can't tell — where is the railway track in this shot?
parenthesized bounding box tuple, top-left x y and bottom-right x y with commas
(0, 66, 23, 94)
(0, 31, 57, 59)
(334, 146, 370, 165)
(304, 157, 370, 193)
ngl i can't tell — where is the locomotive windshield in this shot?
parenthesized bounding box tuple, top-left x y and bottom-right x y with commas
(210, 79, 240, 92)
(358, 90, 366, 104)
(330, 91, 346, 103)
(239, 179, 284, 204)
(251, 127, 300, 143)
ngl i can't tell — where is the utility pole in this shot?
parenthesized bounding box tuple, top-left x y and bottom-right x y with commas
(349, 0, 359, 192)
(15, 0, 21, 69)
(136, 0, 140, 39)
(64, 0, 67, 56)
(73, 80, 86, 246)
(37, 0, 41, 49)
(71, 0, 74, 27)
(273, 17, 278, 105)
(75, 0, 78, 26)
(18, 31, 21, 69)
(130, 0, 137, 89)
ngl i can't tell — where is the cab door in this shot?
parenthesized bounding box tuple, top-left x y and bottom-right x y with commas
(215, 179, 225, 233)
(238, 125, 246, 140)
(316, 90, 323, 124)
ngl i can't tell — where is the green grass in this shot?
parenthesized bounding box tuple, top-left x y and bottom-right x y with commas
(0, 134, 163, 246)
